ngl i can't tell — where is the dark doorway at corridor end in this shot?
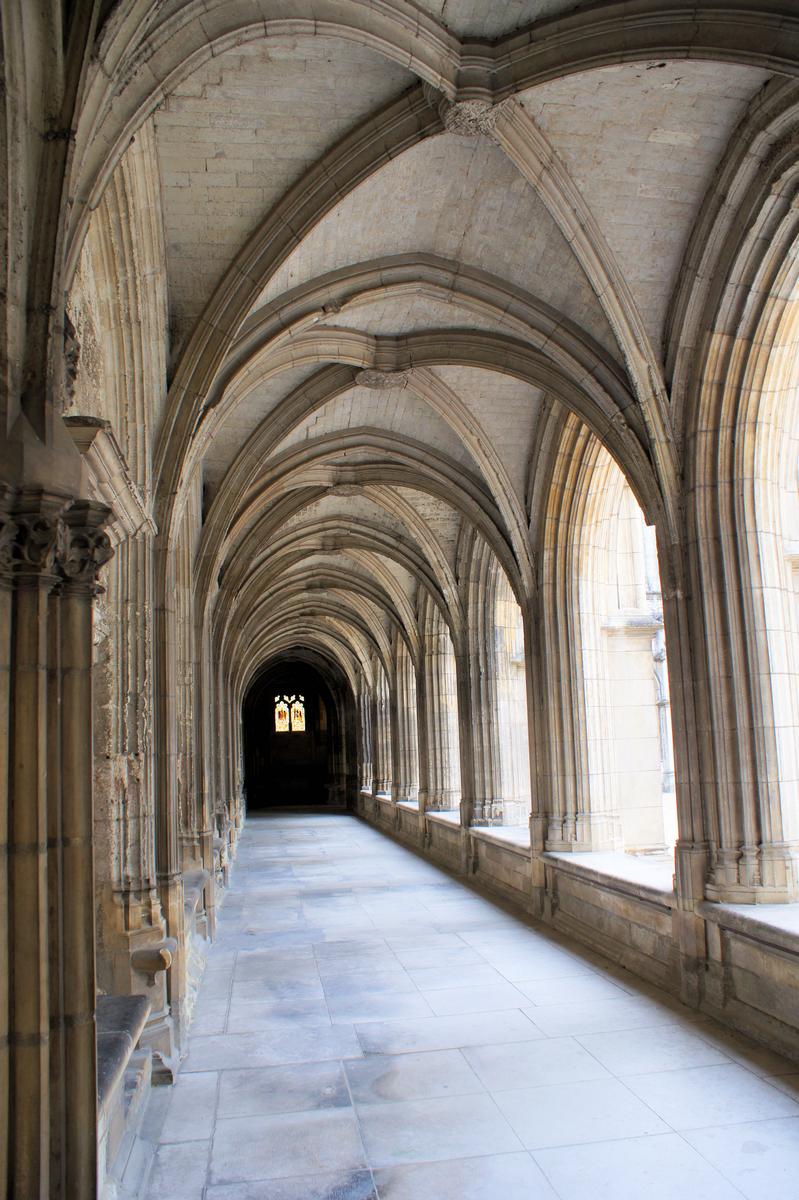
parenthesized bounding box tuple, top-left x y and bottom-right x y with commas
(242, 658, 355, 810)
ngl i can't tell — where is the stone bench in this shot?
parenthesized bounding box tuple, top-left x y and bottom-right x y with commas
(97, 994, 151, 1114)
(97, 994, 151, 1197)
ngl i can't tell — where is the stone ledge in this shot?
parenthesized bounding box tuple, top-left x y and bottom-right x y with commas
(96, 994, 151, 1114)
(470, 825, 531, 857)
(699, 900, 799, 956)
(544, 850, 676, 907)
(425, 809, 461, 826)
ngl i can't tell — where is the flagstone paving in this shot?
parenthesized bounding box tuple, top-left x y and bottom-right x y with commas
(140, 813, 799, 1199)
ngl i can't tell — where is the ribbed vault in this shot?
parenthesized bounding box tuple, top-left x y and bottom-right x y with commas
(45, 0, 799, 894)
(76, 7, 793, 880)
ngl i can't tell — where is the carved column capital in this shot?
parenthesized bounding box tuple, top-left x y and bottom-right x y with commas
(0, 489, 18, 589)
(5, 488, 72, 588)
(56, 500, 114, 594)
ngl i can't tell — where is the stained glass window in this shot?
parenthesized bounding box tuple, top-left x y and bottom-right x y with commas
(275, 694, 306, 732)
(291, 696, 306, 732)
(274, 696, 290, 733)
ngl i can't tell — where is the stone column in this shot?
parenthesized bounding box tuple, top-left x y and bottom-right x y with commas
(407, 661, 420, 803)
(47, 568, 65, 1193)
(394, 648, 419, 803)
(439, 630, 462, 812)
(424, 615, 462, 812)
(658, 543, 711, 1006)
(466, 550, 503, 827)
(3, 490, 112, 1197)
(175, 497, 199, 872)
(379, 667, 393, 796)
(94, 528, 176, 1076)
(57, 500, 114, 1196)
(197, 627, 217, 936)
(388, 655, 401, 806)
(0, 491, 13, 1191)
(470, 627, 503, 826)
(232, 682, 245, 836)
(454, 644, 476, 834)
(378, 669, 392, 797)
(369, 685, 381, 799)
(424, 631, 444, 809)
(415, 660, 431, 817)
(7, 490, 65, 1198)
(119, 532, 159, 922)
(362, 688, 373, 794)
(213, 658, 229, 855)
(224, 681, 235, 841)
(495, 584, 533, 828)
(369, 666, 391, 798)
(153, 539, 187, 1057)
(523, 604, 546, 901)
(356, 686, 372, 793)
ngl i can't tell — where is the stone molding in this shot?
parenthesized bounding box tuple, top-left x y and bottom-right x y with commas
(0, 488, 114, 590)
(64, 415, 156, 541)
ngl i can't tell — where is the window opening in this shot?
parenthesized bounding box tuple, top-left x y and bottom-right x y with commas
(291, 696, 306, 732)
(274, 694, 305, 732)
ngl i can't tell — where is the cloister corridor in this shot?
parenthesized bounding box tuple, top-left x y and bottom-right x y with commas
(137, 814, 799, 1200)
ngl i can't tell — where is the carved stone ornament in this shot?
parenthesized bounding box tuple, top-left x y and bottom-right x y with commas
(423, 83, 512, 139)
(609, 409, 630, 437)
(356, 369, 412, 389)
(0, 513, 18, 585)
(0, 490, 83, 583)
(12, 512, 61, 578)
(57, 501, 114, 592)
(64, 311, 81, 405)
(435, 94, 512, 139)
(327, 483, 360, 498)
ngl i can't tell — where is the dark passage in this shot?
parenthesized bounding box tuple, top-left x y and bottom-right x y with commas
(243, 660, 341, 809)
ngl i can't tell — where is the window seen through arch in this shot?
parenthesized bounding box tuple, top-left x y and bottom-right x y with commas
(291, 697, 306, 732)
(274, 694, 305, 733)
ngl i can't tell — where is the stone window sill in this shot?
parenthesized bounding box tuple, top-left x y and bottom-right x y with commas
(396, 799, 419, 810)
(544, 849, 676, 905)
(699, 900, 799, 955)
(425, 809, 461, 827)
(470, 825, 531, 856)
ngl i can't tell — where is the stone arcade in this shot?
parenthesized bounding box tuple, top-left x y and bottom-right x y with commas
(2, 1, 799, 1196)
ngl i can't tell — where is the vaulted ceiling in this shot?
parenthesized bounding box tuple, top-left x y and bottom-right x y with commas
(66, 0, 796, 694)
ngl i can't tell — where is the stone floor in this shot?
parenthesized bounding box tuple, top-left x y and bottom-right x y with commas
(140, 813, 799, 1199)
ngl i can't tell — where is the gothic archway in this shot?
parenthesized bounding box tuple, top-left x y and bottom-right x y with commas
(242, 656, 355, 810)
